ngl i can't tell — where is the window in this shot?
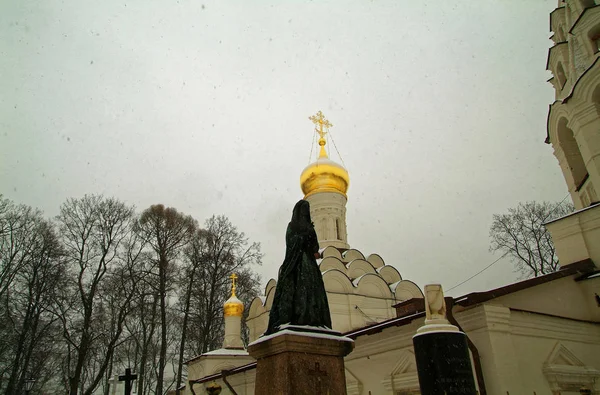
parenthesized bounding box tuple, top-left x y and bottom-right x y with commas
(556, 62, 567, 88)
(591, 32, 600, 53)
(557, 117, 588, 193)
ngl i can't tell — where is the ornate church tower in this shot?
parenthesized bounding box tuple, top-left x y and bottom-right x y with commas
(546, 0, 600, 208)
(300, 111, 350, 250)
(544, 1, 600, 270)
(222, 273, 244, 349)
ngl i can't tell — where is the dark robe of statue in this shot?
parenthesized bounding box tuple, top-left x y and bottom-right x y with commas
(265, 200, 332, 335)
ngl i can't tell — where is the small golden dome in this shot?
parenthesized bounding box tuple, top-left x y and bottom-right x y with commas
(224, 273, 244, 317)
(224, 295, 244, 317)
(300, 157, 349, 198)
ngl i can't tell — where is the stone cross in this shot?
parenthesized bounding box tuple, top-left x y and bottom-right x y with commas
(118, 368, 137, 395)
(308, 362, 328, 394)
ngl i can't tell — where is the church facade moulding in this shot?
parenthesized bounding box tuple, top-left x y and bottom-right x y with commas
(543, 341, 600, 394)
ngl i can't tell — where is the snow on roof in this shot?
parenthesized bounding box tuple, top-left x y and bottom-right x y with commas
(225, 295, 243, 304)
(202, 348, 249, 356)
(352, 274, 367, 286)
(544, 202, 600, 224)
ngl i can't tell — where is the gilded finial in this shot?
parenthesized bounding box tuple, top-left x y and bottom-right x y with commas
(224, 273, 243, 317)
(229, 273, 238, 297)
(309, 111, 332, 159)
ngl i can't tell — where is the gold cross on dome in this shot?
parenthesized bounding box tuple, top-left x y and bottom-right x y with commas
(229, 273, 238, 296)
(309, 111, 332, 139)
(309, 111, 333, 158)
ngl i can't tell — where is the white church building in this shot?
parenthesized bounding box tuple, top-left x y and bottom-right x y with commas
(184, 2, 600, 393)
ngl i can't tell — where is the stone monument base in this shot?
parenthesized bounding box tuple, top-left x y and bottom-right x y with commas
(248, 327, 354, 395)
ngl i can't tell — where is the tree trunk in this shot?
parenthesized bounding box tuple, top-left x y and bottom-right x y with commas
(156, 256, 168, 395)
(138, 293, 158, 395)
(5, 304, 32, 394)
(70, 298, 93, 395)
(175, 266, 196, 395)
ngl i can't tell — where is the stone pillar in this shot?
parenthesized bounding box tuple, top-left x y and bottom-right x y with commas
(412, 285, 477, 395)
(248, 328, 354, 394)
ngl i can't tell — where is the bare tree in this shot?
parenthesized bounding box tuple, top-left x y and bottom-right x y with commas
(0, 198, 45, 301)
(131, 289, 160, 395)
(135, 204, 196, 395)
(190, 217, 261, 349)
(489, 200, 574, 278)
(172, 229, 207, 395)
(55, 195, 142, 395)
(1, 201, 65, 395)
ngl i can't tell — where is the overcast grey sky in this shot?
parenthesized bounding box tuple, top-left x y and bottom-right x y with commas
(1, 0, 566, 296)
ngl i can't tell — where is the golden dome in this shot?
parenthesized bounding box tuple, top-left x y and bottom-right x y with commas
(224, 295, 244, 317)
(224, 273, 244, 317)
(300, 157, 349, 198)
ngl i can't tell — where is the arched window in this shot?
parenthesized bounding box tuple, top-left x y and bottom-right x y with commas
(319, 218, 327, 240)
(336, 219, 342, 240)
(557, 117, 587, 190)
(556, 62, 567, 88)
(588, 24, 600, 53)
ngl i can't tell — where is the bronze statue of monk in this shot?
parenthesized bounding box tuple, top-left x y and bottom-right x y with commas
(265, 200, 332, 334)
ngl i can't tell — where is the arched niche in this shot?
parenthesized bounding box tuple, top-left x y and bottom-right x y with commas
(587, 23, 600, 54)
(393, 280, 424, 302)
(556, 61, 567, 88)
(353, 273, 393, 298)
(548, 100, 570, 143)
(322, 269, 354, 294)
(557, 116, 588, 190)
(319, 256, 347, 274)
(346, 259, 377, 280)
(366, 253, 385, 269)
(377, 265, 402, 284)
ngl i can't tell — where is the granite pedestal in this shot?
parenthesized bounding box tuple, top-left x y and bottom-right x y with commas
(248, 328, 354, 395)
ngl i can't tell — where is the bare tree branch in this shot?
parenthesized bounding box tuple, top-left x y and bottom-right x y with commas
(489, 200, 573, 278)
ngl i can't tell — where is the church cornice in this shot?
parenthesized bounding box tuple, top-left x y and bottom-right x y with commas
(546, 41, 569, 71)
(550, 6, 566, 32)
(569, 4, 600, 34)
(509, 309, 600, 342)
(556, 54, 600, 104)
